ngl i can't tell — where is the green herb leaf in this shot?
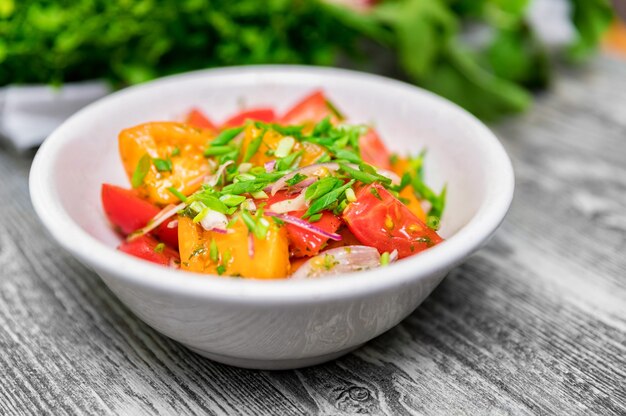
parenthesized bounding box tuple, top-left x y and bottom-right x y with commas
(243, 129, 265, 162)
(211, 126, 244, 146)
(304, 179, 355, 218)
(131, 154, 151, 188)
(154, 243, 165, 253)
(153, 157, 172, 172)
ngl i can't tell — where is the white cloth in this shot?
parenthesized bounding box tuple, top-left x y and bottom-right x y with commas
(0, 81, 111, 150)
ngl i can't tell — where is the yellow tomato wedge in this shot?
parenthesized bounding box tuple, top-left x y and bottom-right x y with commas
(119, 122, 212, 205)
(391, 156, 427, 222)
(177, 216, 290, 279)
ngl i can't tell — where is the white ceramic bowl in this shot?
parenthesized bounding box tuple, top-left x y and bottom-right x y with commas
(30, 66, 514, 369)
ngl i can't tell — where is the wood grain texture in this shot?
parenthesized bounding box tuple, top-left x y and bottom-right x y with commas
(1, 56, 625, 416)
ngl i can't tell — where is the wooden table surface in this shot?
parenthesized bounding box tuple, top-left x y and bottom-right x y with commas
(1, 56, 625, 416)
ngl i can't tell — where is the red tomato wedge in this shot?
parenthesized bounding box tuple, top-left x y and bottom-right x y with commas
(222, 108, 276, 128)
(186, 108, 217, 131)
(265, 191, 342, 257)
(118, 235, 180, 266)
(101, 184, 179, 248)
(343, 183, 443, 258)
(281, 90, 337, 125)
(359, 128, 392, 170)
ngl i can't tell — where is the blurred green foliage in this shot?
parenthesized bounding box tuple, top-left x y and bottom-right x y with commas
(0, 0, 613, 120)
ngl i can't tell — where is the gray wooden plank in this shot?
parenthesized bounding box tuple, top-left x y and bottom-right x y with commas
(0, 55, 625, 415)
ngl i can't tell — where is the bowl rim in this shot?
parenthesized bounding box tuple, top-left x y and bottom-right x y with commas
(29, 65, 514, 304)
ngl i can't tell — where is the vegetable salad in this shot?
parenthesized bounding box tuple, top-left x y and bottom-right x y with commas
(102, 91, 446, 279)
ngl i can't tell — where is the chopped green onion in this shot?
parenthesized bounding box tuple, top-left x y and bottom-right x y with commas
(274, 136, 295, 158)
(204, 145, 235, 157)
(211, 126, 244, 146)
(193, 207, 210, 223)
(219, 194, 246, 207)
(370, 187, 382, 200)
(276, 149, 303, 171)
(345, 187, 356, 202)
(216, 265, 226, 275)
(241, 210, 257, 232)
(234, 173, 256, 182)
(286, 173, 308, 187)
(131, 153, 151, 188)
(251, 190, 268, 199)
(238, 162, 253, 173)
(308, 213, 322, 222)
(154, 243, 165, 253)
(152, 157, 172, 172)
(209, 239, 219, 262)
(167, 187, 188, 202)
(305, 177, 342, 201)
(304, 179, 355, 218)
(243, 129, 265, 162)
(171, 146, 181, 157)
(380, 252, 390, 266)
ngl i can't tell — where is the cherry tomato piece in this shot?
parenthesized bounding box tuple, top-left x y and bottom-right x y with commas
(222, 108, 276, 128)
(101, 184, 178, 248)
(343, 183, 442, 258)
(281, 90, 339, 125)
(119, 235, 180, 266)
(265, 191, 342, 257)
(186, 108, 217, 131)
(359, 128, 392, 170)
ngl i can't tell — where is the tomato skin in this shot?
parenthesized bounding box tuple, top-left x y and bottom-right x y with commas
(281, 90, 334, 125)
(343, 183, 442, 258)
(186, 108, 217, 131)
(359, 128, 392, 170)
(118, 235, 180, 266)
(101, 184, 178, 248)
(222, 108, 276, 128)
(265, 191, 342, 257)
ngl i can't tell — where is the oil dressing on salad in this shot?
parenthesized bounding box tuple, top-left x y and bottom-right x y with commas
(101, 90, 446, 279)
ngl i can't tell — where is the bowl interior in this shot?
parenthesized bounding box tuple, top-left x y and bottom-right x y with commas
(49, 68, 494, 248)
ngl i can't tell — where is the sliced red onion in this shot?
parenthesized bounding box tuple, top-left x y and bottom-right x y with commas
(248, 232, 255, 258)
(127, 202, 186, 241)
(268, 191, 307, 214)
(199, 209, 228, 231)
(166, 219, 178, 229)
(270, 163, 340, 195)
(264, 160, 276, 172)
(207, 160, 234, 187)
(291, 246, 382, 279)
(265, 211, 341, 241)
(209, 227, 231, 235)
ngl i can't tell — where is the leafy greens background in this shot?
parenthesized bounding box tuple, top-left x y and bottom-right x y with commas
(0, 0, 613, 120)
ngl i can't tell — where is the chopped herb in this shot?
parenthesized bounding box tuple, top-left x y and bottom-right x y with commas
(427, 216, 441, 230)
(304, 179, 355, 218)
(219, 194, 246, 207)
(152, 157, 172, 172)
(312, 116, 332, 136)
(308, 213, 323, 222)
(389, 153, 399, 166)
(325, 99, 344, 120)
(251, 190, 268, 199)
(333, 149, 361, 163)
(204, 145, 235, 157)
(274, 136, 295, 158)
(154, 243, 165, 253)
(380, 252, 390, 266)
(276, 150, 303, 171)
(345, 187, 356, 202)
(167, 187, 188, 202)
(323, 254, 338, 270)
(131, 153, 151, 188)
(216, 265, 226, 275)
(370, 187, 382, 200)
(171, 146, 180, 157)
(209, 239, 219, 263)
(339, 163, 390, 185)
(211, 126, 244, 146)
(271, 216, 285, 226)
(286, 173, 307, 187)
(305, 177, 342, 201)
(243, 129, 265, 162)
